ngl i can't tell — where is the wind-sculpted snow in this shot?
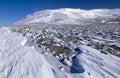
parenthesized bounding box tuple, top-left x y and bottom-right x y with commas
(78, 45, 120, 78)
(0, 27, 74, 78)
(0, 25, 119, 78)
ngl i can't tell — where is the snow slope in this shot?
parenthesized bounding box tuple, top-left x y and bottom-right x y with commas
(0, 27, 120, 78)
(0, 27, 70, 78)
(15, 8, 120, 24)
(78, 45, 120, 78)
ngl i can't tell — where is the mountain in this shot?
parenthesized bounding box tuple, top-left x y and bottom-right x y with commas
(0, 8, 120, 78)
(15, 8, 120, 25)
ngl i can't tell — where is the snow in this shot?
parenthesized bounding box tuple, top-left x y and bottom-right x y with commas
(0, 26, 120, 78)
(0, 27, 70, 78)
(79, 45, 120, 78)
(14, 8, 120, 25)
(21, 39, 27, 46)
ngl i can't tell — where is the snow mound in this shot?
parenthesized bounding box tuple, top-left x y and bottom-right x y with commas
(15, 8, 120, 24)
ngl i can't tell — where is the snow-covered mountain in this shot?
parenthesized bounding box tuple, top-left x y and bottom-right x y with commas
(15, 8, 120, 24)
(1, 8, 120, 78)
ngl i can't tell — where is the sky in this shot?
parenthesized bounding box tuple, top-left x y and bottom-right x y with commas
(0, 0, 120, 25)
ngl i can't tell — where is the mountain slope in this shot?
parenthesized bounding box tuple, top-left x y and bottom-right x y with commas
(0, 26, 120, 78)
(0, 27, 69, 78)
(15, 8, 120, 24)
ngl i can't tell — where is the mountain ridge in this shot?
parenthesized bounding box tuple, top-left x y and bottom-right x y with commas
(15, 8, 120, 25)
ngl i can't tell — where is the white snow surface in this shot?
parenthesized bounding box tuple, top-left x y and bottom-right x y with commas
(15, 8, 120, 24)
(0, 27, 120, 78)
(0, 27, 70, 78)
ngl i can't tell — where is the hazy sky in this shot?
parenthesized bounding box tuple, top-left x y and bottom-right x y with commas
(0, 0, 120, 25)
